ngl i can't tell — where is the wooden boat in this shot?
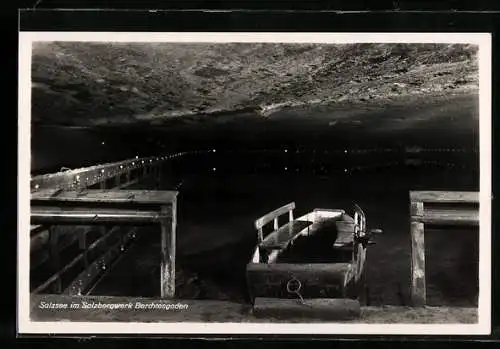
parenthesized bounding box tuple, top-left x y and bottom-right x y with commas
(246, 202, 382, 317)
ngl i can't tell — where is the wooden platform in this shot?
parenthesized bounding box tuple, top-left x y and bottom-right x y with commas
(29, 294, 478, 323)
(253, 297, 361, 320)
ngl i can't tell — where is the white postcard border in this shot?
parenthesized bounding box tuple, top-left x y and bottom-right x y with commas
(18, 31, 492, 335)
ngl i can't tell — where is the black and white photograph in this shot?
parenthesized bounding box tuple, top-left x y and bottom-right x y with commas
(18, 32, 491, 335)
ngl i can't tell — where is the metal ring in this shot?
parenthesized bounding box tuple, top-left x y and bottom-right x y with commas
(286, 277, 302, 294)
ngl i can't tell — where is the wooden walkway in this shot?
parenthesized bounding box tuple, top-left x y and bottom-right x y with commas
(30, 294, 478, 323)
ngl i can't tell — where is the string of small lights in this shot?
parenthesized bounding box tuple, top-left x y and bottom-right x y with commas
(31, 146, 477, 192)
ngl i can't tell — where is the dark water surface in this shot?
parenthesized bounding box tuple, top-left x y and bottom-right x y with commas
(88, 166, 478, 307)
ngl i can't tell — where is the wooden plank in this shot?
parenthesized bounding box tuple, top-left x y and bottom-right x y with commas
(31, 208, 167, 226)
(253, 297, 361, 321)
(30, 225, 48, 236)
(48, 226, 62, 293)
(32, 253, 85, 294)
(259, 220, 313, 250)
(410, 201, 424, 217)
(410, 221, 426, 307)
(32, 226, 123, 293)
(410, 191, 479, 203)
(160, 202, 176, 299)
(254, 202, 295, 230)
(246, 263, 350, 299)
(411, 208, 479, 226)
(335, 214, 356, 247)
(31, 189, 178, 205)
(31, 226, 91, 268)
(63, 229, 136, 296)
(116, 179, 140, 189)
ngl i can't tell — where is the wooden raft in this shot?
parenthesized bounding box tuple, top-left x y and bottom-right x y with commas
(247, 202, 363, 320)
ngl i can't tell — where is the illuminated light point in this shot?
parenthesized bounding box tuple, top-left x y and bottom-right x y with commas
(142, 160, 145, 164)
(213, 149, 216, 153)
(284, 149, 288, 153)
(76, 175, 80, 180)
(344, 149, 348, 154)
(101, 141, 105, 145)
(284, 167, 288, 171)
(132, 162, 135, 165)
(34, 184, 39, 189)
(101, 169, 105, 173)
(212, 167, 217, 171)
(150, 159, 152, 163)
(344, 168, 348, 173)
(120, 165, 123, 169)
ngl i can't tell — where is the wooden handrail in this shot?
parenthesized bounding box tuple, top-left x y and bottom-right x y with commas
(409, 191, 479, 203)
(409, 190, 479, 307)
(254, 202, 295, 243)
(30, 154, 169, 193)
(254, 202, 295, 230)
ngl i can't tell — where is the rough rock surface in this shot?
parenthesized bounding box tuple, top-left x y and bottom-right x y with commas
(31, 42, 478, 126)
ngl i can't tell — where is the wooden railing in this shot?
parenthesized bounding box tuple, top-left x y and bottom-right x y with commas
(31, 189, 178, 298)
(29, 154, 175, 296)
(254, 202, 295, 244)
(409, 190, 479, 306)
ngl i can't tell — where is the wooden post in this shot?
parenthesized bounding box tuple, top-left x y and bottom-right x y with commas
(126, 170, 131, 185)
(160, 199, 176, 298)
(257, 228, 263, 244)
(79, 228, 88, 268)
(114, 173, 121, 188)
(410, 201, 426, 306)
(99, 180, 107, 236)
(156, 165, 162, 189)
(289, 209, 294, 222)
(49, 226, 62, 293)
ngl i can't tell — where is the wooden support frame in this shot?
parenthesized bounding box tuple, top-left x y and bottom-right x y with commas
(30, 155, 167, 292)
(30, 189, 178, 299)
(409, 191, 479, 307)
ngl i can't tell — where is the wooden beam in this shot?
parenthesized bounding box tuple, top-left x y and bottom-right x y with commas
(411, 208, 479, 226)
(409, 191, 479, 203)
(48, 226, 62, 293)
(160, 201, 176, 298)
(32, 252, 85, 294)
(30, 156, 167, 192)
(32, 226, 121, 293)
(253, 297, 361, 321)
(31, 226, 90, 269)
(31, 208, 167, 226)
(254, 202, 295, 230)
(31, 189, 178, 205)
(63, 229, 136, 296)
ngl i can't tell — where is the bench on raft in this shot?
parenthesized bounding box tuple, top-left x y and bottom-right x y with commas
(254, 202, 357, 258)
